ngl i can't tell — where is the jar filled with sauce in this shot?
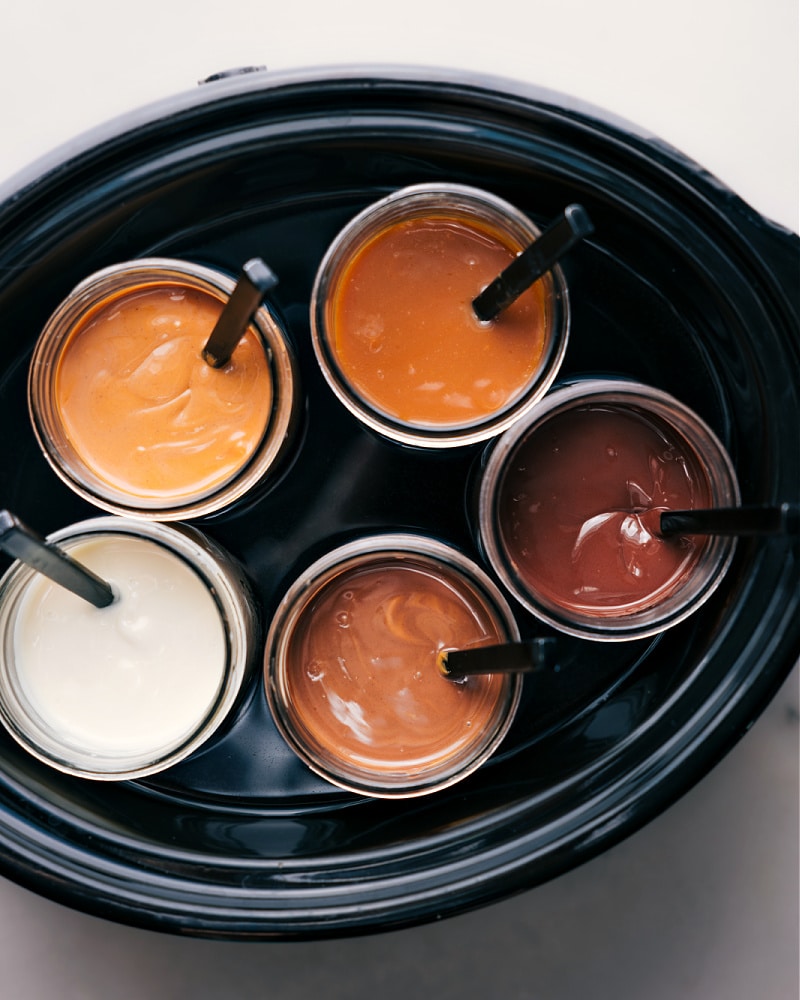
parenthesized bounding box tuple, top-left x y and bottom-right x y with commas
(478, 380, 740, 640)
(265, 534, 522, 797)
(310, 183, 570, 448)
(28, 258, 301, 520)
(0, 516, 258, 779)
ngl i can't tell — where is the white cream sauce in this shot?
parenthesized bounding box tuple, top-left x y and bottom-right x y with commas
(13, 534, 226, 756)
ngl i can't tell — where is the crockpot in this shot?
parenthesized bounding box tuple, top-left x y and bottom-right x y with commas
(0, 65, 797, 939)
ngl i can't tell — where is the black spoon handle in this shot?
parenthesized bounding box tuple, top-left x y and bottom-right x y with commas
(472, 204, 594, 322)
(0, 510, 115, 608)
(202, 257, 278, 368)
(440, 637, 557, 679)
(660, 503, 800, 538)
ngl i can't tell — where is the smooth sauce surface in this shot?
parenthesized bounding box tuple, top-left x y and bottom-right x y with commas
(13, 535, 226, 756)
(55, 284, 272, 500)
(330, 216, 547, 426)
(498, 405, 712, 615)
(284, 560, 508, 776)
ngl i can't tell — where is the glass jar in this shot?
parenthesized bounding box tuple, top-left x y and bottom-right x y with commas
(310, 183, 570, 448)
(28, 257, 301, 519)
(265, 533, 522, 797)
(0, 516, 259, 779)
(477, 378, 740, 640)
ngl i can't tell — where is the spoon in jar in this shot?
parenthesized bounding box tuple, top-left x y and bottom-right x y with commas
(201, 257, 279, 368)
(657, 502, 799, 538)
(0, 510, 115, 608)
(438, 636, 558, 680)
(472, 203, 594, 323)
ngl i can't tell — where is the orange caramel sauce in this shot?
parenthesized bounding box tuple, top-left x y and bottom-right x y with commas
(55, 284, 272, 500)
(330, 215, 547, 427)
(284, 560, 509, 775)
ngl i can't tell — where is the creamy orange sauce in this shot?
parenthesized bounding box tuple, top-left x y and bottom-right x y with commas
(55, 283, 272, 500)
(284, 560, 509, 775)
(330, 216, 547, 426)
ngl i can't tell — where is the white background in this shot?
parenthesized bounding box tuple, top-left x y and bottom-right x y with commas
(0, 2, 798, 998)
(1, 0, 798, 231)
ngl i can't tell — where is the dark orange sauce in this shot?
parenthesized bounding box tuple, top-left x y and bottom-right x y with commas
(330, 215, 547, 426)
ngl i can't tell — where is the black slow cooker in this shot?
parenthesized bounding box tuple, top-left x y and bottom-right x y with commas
(0, 66, 797, 939)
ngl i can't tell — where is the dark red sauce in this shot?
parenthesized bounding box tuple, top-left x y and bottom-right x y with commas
(497, 404, 712, 616)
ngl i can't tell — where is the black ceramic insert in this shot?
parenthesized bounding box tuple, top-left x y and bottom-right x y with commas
(0, 67, 797, 940)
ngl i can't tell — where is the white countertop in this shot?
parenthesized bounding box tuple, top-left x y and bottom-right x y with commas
(2, 0, 798, 232)
(0, 2, 797, 997)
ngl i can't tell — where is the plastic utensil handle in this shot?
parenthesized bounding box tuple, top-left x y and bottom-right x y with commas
(0, 510, 115, 608)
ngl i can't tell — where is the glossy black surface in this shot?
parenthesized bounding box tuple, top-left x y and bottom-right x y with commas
(0, 67, 798, 939)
